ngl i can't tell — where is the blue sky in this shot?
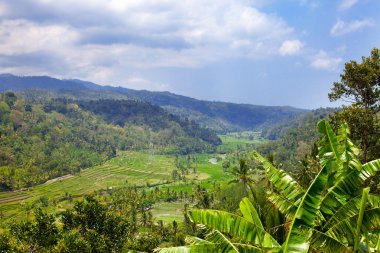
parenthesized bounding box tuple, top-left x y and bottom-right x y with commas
(0, 0, 379, 109)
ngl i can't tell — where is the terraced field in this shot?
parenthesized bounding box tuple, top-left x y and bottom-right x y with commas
(0, 151, 176, 221)
(0, 150, 228, 223)
(150, 202, 187, 223)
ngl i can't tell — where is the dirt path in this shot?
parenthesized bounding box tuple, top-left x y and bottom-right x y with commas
(44, 174, 73, 184)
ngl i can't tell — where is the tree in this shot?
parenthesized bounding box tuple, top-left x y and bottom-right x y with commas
(228, 159, 255, 196)
(159, 121, 380, 253)
(222, 160, 230, 172)
(11, 208, 59, 252)
(328, 47, 380, 162)
(329, 47, 380, 109)
(329, 105, 379, 162)
(60, 195, 130, 252)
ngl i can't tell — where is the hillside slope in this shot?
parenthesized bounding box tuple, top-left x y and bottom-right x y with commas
(0, 92, 219, 190)
(0, 74, 308, 132)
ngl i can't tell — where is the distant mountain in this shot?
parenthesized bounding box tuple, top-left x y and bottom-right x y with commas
(0, 74, 88, 90)
(0, 74, 309, 132)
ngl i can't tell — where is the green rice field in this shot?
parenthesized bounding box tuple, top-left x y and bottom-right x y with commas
(0, 150, 229, 223)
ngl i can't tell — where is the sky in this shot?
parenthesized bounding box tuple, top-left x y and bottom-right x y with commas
(0, 0, 379, 109)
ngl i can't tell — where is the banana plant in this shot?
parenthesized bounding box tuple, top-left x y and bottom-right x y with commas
(254, 121, 380, 252)
(159, 197, 281, 253)
(158, 121, 380, 252)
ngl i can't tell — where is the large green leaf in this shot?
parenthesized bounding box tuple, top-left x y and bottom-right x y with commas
(326, 207, 380, 246)
(159, 244, 219, 253)
(354, 188, 370, 252)
(206, 230, 239, 252)
(159, 243, 265, 253)
(188, 209, 280, 250)
(317, 120, 341, 164)
(267, 192, 298, 219)
(317, 121, 377, 218)
(240, 198, 264, 231)
(233, 244, 265, 253)
(322, 195, 362, 231)
(322, 193, 380, 233)
(281, 160, 328, 253)
(320, 159, 380, 216)
(309, 230, 348, 253)
(252, 151, 304, 207)
(185, 236, 211, 245)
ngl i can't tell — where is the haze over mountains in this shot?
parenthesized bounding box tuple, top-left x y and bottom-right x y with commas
(0, 74, 308, 132)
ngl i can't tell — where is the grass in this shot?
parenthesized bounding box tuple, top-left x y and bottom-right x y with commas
(217, 131, 265, 152)
(150, 202, 187, 224)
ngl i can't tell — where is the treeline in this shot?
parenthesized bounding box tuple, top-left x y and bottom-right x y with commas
(261, 107, 337, 140)
(0, 94, 220, 191)
(257, 108, 337, 171)
(76, 99, 221, 147)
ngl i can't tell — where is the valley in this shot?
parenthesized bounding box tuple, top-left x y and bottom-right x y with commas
(1, 48, 380, 252)
(0, 146, 238, 224)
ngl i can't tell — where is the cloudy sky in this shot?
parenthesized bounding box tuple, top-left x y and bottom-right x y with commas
(0, 0, 379, 108)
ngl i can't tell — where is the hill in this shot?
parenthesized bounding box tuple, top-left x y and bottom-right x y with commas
(0, 74, 308, 132)
(0, 92, 220, 190)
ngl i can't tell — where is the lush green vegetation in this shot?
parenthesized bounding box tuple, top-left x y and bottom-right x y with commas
(1, 48, 380, 253)
(0, 150, 233, 223)
(257, 108, 336, 173)
(0, 93, 220, 191)
(77, 99, 221, 149)
(160, 121, 380, 252)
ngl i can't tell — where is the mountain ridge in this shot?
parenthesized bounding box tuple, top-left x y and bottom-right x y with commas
(0, 73, 309, 132)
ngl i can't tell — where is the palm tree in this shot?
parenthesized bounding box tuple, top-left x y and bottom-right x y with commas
(228, 159, 255, 197)
(230, 157, 285, 243)
(159, 121, 380, 253)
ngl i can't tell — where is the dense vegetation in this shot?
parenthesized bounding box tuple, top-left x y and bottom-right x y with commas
(161, 121, 380, 252)
(0, 93, 119, 190)
(258, 108, 337, 173)
(0, 94, 220, 190)
(76, 99, 221, 147)
(1, 48, 380, 253)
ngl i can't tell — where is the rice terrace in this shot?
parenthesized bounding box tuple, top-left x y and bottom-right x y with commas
(0, 150, 230, 223)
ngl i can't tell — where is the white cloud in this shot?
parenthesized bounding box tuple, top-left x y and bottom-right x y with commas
(339, 0, 358, 10)
(0, 0, 301, 89)
(278, 40, 304, 56)
(310, 50, 342, 71)
(0, 2, 8, 16)
(230, 39, 252, 49)
(330, 19, 374, 36)
(0, 19, 78, 55)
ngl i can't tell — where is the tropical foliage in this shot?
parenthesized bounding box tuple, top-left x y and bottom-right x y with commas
(159, 120, 380, 252)
(328, 47, 380, 162)
(228, 159, 256, 196)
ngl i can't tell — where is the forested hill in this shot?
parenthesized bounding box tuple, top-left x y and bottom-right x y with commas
(0, 74, 308, 132)
(0, 92, 220, 190)
(76, 99, 221, 146)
